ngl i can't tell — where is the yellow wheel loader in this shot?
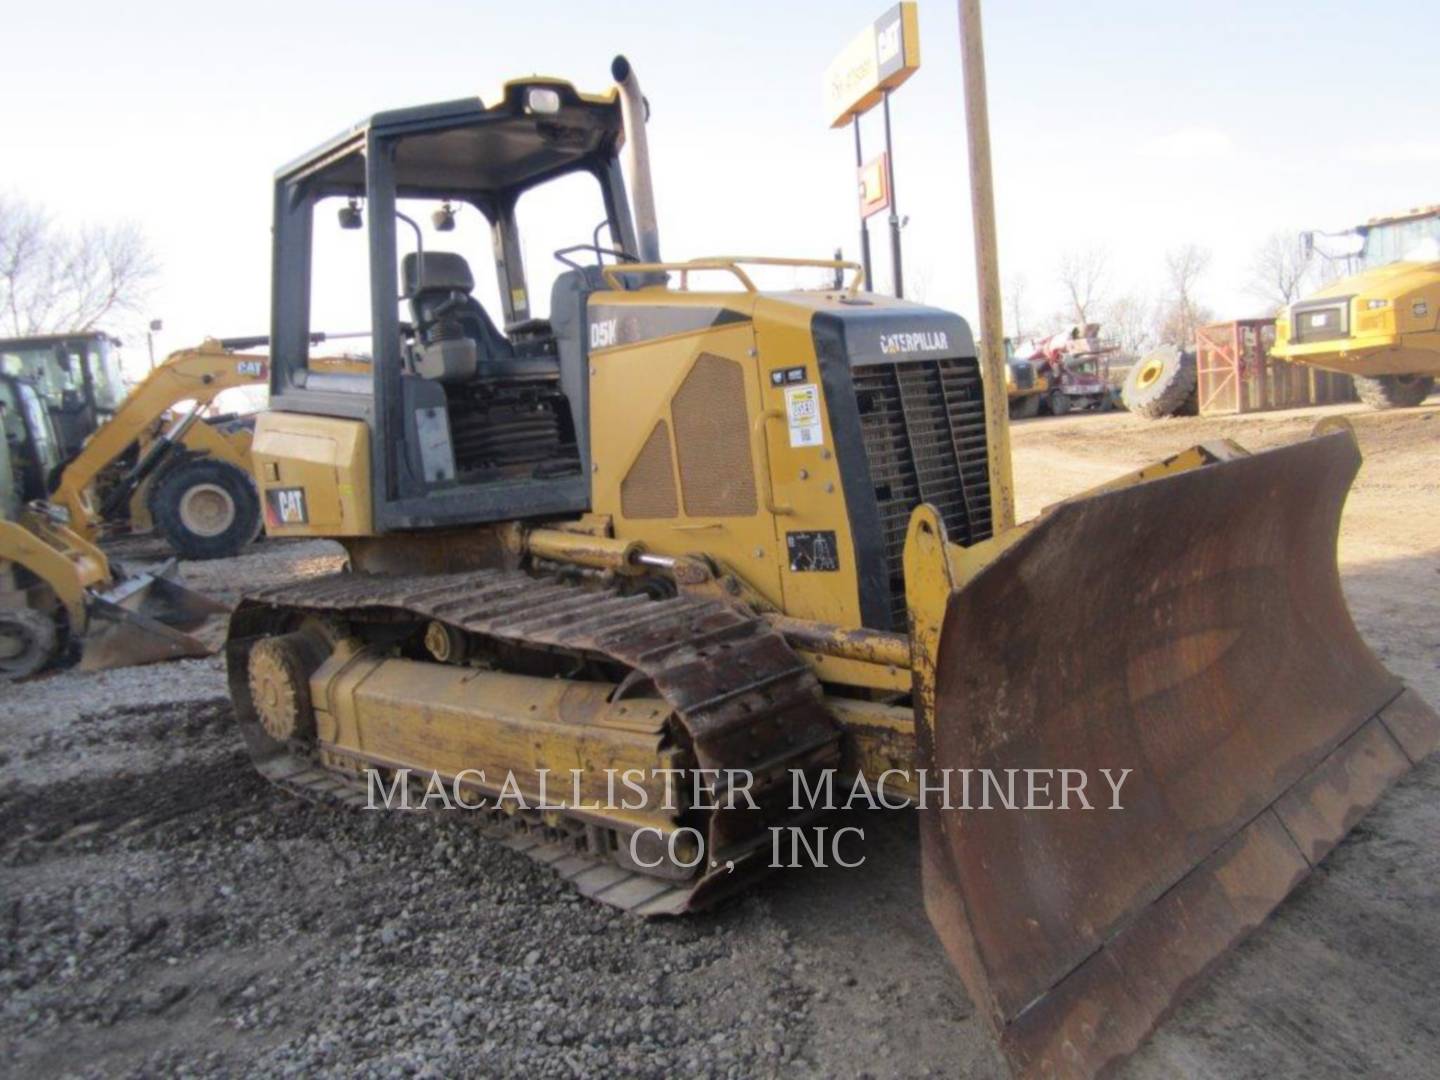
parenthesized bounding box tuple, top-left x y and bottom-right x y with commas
(1272, 205, 1440, 408)
(0, 373, 227, 678)
(45, 336, 368, 560)
(225, 58, 1438, 1077)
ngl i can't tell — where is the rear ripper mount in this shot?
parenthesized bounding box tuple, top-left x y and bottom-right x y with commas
(228, 569, 842, 914)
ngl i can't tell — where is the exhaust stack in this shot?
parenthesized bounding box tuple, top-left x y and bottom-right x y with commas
(611, 55, 661, 264)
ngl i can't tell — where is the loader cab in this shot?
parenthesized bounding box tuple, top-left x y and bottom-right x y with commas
(0, 374, 62, 519)
(0, 332, 126, 458)
(268, 79, 641, 530)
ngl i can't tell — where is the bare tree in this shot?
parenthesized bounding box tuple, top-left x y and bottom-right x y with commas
(1248, 230, 1312, 313)
(1056, 246, 1108, 327)
(1004, 271, 1030, 344)
(1104, 292, 1155, 360)
(0, 194, 159, 336)
(1153, 244, 1212, 346)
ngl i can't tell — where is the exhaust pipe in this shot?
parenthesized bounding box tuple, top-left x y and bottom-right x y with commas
(611, 55, 661, 264)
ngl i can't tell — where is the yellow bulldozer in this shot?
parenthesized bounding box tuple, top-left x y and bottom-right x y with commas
(224, 58, 1438, 1077)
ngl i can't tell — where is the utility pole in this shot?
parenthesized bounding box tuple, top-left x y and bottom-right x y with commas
(957, 0, 1015, 531)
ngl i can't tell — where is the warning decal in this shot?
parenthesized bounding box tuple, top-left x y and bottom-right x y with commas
(787, 531, 840, 572)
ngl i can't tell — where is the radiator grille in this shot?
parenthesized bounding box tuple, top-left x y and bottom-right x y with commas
(853, 356, 993, 630)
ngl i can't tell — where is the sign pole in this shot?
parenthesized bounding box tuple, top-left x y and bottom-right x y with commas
(957, 0, 1015, 531)
(824, 3, 919, 295)
(853, 117, 874, 292)
(882, 88, 903, 298)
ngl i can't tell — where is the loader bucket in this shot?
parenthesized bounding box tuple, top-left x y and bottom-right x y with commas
(909, 430, 1440, 1078)
(78, 569, 230, 671)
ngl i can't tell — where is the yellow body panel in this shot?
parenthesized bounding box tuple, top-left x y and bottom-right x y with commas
(251, 411, 375, 537)
(586, 285, 880, 629)
(1272, 259, 1440, 376)
(587, 291, 792, 610)
(752, 294, 866, 627)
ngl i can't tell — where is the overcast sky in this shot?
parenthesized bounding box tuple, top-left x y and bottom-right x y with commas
(5, 0, 1435, 374)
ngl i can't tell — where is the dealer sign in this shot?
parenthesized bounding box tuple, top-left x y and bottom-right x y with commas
(823, 2, 921, 128)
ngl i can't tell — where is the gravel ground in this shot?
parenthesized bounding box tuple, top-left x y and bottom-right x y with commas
(1, 401, 1436, 1078)
(1, 693, 828, 1079)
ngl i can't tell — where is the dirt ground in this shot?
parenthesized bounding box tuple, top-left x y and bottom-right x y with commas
(1, 397, 1436, 1079)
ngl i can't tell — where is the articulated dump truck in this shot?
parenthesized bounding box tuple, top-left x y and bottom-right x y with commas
(226, 59, 1439, 1077)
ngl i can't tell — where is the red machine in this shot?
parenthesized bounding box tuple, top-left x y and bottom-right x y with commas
(1014, 323, 1119, 414)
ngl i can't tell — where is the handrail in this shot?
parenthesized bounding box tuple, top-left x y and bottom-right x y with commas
(752, 408, 795, 516)
(600, 255, 865, 293)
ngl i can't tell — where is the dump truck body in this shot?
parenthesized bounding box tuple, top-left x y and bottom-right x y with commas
(1273, 206, 1440, 409)
(1273, 259, 1440, 377)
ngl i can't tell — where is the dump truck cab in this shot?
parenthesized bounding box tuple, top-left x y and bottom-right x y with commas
(0, 332, 127, 458)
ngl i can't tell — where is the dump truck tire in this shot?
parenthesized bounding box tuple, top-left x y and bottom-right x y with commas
(1352, 373, 1434, 409)
(1124, 345, 1196, 418)
(152, 458, 261, 560)
(1009, 394, 1041, 419)
(0, 607, 60, 680)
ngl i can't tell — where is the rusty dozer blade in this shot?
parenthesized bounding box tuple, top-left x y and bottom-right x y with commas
(909, 430, 1440, 1079)
(78, 565, 230, 671)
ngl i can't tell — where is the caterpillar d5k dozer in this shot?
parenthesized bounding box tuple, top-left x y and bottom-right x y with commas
(226, 55, 1439, 1077)
(1, 373, 227, 678)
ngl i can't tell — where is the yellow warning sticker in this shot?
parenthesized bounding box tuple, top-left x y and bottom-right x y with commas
(785, 384, 824, 448)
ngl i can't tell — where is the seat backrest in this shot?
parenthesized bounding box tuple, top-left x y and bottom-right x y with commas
(401, 250, 475, 300)
(400, 252, 513, 382)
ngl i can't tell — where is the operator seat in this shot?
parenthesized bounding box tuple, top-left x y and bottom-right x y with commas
(401, 251, 513, 382)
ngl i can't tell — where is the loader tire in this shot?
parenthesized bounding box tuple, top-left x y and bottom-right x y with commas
(152, 458, 261, 560)
(1124, 345, 1196, 418)
(0, 608, 60, 680)
(1048, 390, 1072, 416)
(1352, 373, 1434, 410)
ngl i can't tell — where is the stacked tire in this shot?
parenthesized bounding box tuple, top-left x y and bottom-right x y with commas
(1122, 345, 1198, 419)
